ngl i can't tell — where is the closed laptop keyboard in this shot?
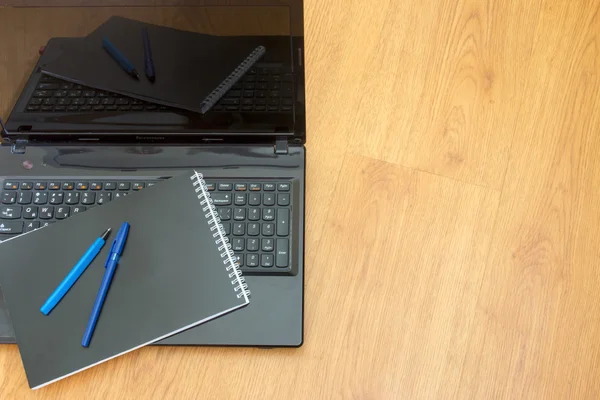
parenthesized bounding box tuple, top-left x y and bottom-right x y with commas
(0, 178, 294, 276)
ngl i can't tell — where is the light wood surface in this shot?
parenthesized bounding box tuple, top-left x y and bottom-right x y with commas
(1, 1, 600, 398)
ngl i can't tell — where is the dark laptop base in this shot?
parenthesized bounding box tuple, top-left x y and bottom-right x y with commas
(0, 143, 304, 347)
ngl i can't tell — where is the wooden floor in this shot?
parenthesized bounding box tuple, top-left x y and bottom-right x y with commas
(1, 1, 600, 398)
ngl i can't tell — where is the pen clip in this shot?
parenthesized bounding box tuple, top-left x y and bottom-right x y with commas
(104, 239, 118, 268)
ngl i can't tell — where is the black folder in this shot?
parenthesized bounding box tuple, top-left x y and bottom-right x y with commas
(41, 16, 265, 114)
(0, 171, 249, 389)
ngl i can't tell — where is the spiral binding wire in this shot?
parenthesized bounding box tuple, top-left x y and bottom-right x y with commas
(190, 170, 250, 301)
(199, 45, 267, 114)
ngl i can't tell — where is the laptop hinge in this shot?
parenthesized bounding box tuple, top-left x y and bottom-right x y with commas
(274, 136, 288, 154)
(11, 139, 28, 155)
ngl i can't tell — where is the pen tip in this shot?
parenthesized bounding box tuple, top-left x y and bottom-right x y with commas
(132, 70, 140, 80)
(101, 228, 112, 241)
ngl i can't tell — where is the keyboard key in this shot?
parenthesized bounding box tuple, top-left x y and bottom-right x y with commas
(254, 105, 266, 111)
(37, 82, 59, 90)
(18, 192, 32, 205)
(27, 105, 40, 112)
(97, 192, 112, 205)
(249, 183, 261, 191)
(102, 98, 115, 105)
(241, 105, 253, 111)
(222, 222, 231, 235)
(262, 223, 274, 236)
(234, 208, 246, 220)
(233, 223, 245, 236)
(33, 90, 52, 97)
(234, 255, 243, 267)
(34, 182, 47, 190)
(62, 182, 74, 190)
(2, 192, 16, 204)
(48, 182, 60, 190)
(82, 192, 96, 205)
(72, 206, 86, 214)
(276, 239, 289, 268)
(263, 193, 275, 206)
(56, 206, 70, 219)
(263, 183, 275, 191)
(33, 192, 48, 204)
(277, 208, 289, 236)
(218, 208, 231, 221)
(263, 208, 275, 221)
(235, 183, 247, 191)
(59, 83, 74, 89)
(249, 193, 261, 206)
(248, 208, 260, 221)
(247, 238, 259, 252)
(104, 182, 116, 190)
(23, 206, 38, 219)
(246, 254, 259, 267)
(278, 193, 290, 206)
(54, 105, 66, 112)
(106, 105, 118, 111)
(43, 98, 56, 105)
(247, 223, 259, 236)
(205, 183, 216, 191)
(132, 105, 144, 111)
(232, 238, 245, 251)
(114, 192, 127, 200)
(0, 206, 21, 219)
(92, 105, 105, 111)
(25, 221, 40, 233)
(132, 183, 145, 190)
(147, 182, 156, 187)
(278, 183, 290, 191)
(39, 206, 53, 219)
(83, 90, 96, 97)
(262, 238, 274, 252)
(42, 105, 54, 112)
(76, 182, 89, 190)
(20, 182, 33, 190)
(57, 98, 71, 105)
(212, 193, 232, 205)
(49, 192, 64, 205)
(90, 182, 102, 190)
(0, 221, 23, 234)
(87, 99, 100, 106)
(218, 183, 233, 191)
(234, 194, 247, 206)
(68, 90, 82, 97)
(72, 98, 86, 105)
(116, 98, 129, 105)
(3, 181, 18, 190)
(261, 254, 274, 268)
(29, 98, 43, 105)
(40, 222, 54, 228)
(65, 192, 80, 204)
(54, 90, 67, 98)
(118, 182, 130, 190)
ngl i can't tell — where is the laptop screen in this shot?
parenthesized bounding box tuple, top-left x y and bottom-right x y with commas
(0, 1, 305, 143)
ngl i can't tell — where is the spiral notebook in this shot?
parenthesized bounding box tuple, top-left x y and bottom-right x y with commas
(0, 171, 249, 389)
(40, 16, 266, 114)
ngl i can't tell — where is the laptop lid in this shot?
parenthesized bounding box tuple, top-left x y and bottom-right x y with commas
(0, 1, 305, 145)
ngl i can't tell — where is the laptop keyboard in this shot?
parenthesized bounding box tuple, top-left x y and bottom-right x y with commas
(0, 178, 294, 276)
(26, 65, 293, 113)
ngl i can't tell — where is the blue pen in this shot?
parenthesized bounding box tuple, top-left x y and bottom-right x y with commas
(142, 28, 155, 82)
(102, 38, 140, 80)
(40, 228, 111, 315)
(82, 222, 130, 347)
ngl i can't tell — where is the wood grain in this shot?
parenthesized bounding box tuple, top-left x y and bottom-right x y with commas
(1, 0, 600, 398)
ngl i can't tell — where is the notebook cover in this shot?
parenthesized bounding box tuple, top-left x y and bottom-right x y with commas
(0, 171, 249, 389)
(40, 16, 264, 114)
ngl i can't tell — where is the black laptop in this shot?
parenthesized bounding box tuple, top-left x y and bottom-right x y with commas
(0, 2, 305, 347)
